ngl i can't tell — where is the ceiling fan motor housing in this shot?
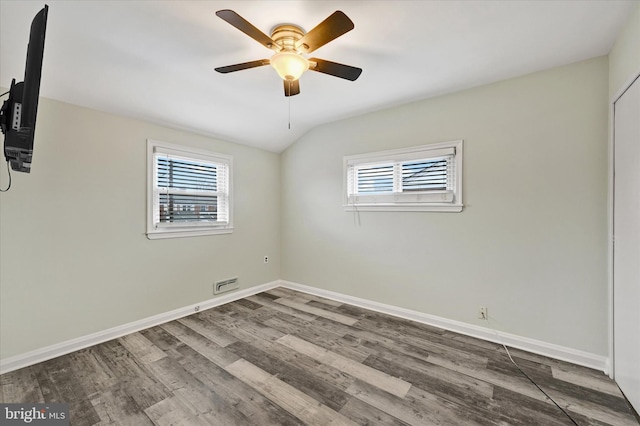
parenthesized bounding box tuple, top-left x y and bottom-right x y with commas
(270, 25, 307, 52)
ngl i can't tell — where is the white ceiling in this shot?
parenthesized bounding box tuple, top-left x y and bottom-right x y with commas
(0, 1, 635, 152)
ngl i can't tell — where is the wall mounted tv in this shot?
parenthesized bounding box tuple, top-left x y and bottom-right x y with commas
(0, 5, 48, 174)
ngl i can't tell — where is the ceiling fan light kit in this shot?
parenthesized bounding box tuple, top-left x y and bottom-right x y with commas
(270, 51, 309, 81)
(215, 9, 362, 97)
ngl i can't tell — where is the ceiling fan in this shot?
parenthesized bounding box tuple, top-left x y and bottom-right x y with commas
(214, 9, 362, 97)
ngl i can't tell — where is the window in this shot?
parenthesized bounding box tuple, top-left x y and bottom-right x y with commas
(344, 140, 463, 212)
(147, 140, 232, 239)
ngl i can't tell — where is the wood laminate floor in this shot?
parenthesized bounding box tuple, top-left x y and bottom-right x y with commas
(1, 287, 638, 425)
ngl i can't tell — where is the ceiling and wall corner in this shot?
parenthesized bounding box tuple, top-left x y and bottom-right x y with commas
(609, 2, 640, 97)
(0, 1, 636, 152)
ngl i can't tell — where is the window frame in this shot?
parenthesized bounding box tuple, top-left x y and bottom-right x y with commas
(146, 139, 233, 239)
(343, 140, 463, 212)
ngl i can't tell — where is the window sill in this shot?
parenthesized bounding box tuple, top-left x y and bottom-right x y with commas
(343, 204, 463, 212)
(147, 227, 234, 240)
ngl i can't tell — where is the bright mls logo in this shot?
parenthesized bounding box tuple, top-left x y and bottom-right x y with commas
(1, 404, 69, 425)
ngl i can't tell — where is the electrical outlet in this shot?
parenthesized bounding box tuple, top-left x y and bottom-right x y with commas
(478, 306, 488, 320)
(264, 256, 269, 264)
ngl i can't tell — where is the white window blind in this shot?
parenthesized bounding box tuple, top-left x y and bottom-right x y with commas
(344, 141, 463, 212)
(147, 140, 233, 239)
(401, 157, 451, 192)
(355, 163, 394, 193)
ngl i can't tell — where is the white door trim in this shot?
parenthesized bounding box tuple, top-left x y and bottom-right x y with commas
(608, 68, 640, 380)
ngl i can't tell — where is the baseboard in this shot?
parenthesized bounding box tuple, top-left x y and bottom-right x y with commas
(1, 279, 609, 375)
(0, 280, 281, 375)
(279, 280, 609, 373)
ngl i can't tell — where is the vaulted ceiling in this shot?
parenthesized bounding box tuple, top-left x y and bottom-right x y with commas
(0, 1, 635, 152)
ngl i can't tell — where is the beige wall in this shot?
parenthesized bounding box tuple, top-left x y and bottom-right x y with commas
(609, 3, 640, 98)
(0, 98, 281, 359)
(281, 57, 609, 355)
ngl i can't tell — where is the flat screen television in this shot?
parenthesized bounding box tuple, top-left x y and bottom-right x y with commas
(0, 5, 48, 173)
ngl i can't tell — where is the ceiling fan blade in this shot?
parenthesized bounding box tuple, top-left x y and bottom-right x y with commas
(284, 79, 300, 97)
(309, 58, 362, 81)
(295, 11, 354, 54)
(216, 10, 278, 50)
(215, 59, 270, 74)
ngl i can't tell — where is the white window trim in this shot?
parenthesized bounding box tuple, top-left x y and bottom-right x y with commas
(146, 139, 233, 239)
(343, 140, 463, 212)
